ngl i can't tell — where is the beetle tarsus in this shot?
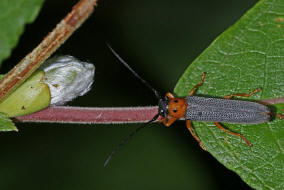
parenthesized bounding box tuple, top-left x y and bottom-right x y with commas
(199, 142, 207, 151)
(213, 122, 252, 147)
(189, 72, 207, 96)
(277, 110, 284, 119)
(223, 88, 261, 99)
(186, 120, 207, 151)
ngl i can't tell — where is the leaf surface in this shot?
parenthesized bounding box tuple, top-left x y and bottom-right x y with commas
(174, 0, 284, 189)
(0, 0, 43, 67)
(0, 112, 17, 131)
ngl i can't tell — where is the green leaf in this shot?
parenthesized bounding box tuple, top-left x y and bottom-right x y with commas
(174, 0, 284, 189)
(0, 0, 44, 67)
(0, 112, 17, 132)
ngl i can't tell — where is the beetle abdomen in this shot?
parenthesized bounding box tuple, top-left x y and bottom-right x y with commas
(185, 96, 271, 124)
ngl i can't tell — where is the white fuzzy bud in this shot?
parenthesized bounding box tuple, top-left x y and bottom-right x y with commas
(42, 55, 95, 105)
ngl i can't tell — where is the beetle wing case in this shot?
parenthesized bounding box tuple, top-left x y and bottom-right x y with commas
(185, 96, 271, 124)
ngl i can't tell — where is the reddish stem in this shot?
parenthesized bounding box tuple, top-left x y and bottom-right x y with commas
(15, 106, 159, 124)
(259, 97, 284, 105)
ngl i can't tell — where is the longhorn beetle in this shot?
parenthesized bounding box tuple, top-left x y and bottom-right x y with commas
(104, 44, 279, 167)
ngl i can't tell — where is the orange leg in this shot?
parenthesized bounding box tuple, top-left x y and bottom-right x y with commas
(186, 120, 206, 150)
(277, 109, 284, 119)
(189, 72, 207, 96)
(159, 117, 177, 127)
(165, 92, 175, 100)
(213, 122, 252, 146)
(223, 88, 261, 99)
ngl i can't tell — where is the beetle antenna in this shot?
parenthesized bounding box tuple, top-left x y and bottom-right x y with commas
(106, 43, 162, 100)
(104, 113, 160, 167)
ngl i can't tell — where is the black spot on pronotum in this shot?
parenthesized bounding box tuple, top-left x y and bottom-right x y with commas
(173, 109, 177, 113)
(174, 99, 178, 103)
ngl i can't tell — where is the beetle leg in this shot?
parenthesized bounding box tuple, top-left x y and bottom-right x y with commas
(213, 122, 252, 146)
(277, 110, 284, 119)
(186, 120, 206, 151)
(157, 116, 165, 123)
(223, 88, 261, 99)
(163, 117, 177, 127)
(165, 92, 175, 100)
(189, 72, 207, 96)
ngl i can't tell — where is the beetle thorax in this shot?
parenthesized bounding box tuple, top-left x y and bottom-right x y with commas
(168, 98, 187, 118)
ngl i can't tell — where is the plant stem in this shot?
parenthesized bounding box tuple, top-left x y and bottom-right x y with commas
(14, 97, 284, 124)
(259, 97, 284, 105)
(15, 106, 159, 124)
(0, 0, 98, 103)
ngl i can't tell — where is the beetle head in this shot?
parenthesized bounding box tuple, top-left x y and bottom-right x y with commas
(158, 99, 169, 117)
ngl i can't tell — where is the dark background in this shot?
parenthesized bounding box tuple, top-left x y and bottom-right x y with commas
(1, 0, 257, 189)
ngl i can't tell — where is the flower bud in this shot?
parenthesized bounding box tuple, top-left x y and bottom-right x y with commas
(0, 56, 95, 117)
(42, 55, 95, 105)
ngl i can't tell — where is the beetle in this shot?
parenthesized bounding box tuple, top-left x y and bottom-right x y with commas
(157, 74, 269, 150)
(104, 44, 278, 166)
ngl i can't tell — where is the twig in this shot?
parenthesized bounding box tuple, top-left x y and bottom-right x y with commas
(0, 0, 98, 102)
(15, 106, 159, 124)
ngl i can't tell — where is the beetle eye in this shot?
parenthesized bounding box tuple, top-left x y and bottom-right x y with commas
(174, 99, 178, 103)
